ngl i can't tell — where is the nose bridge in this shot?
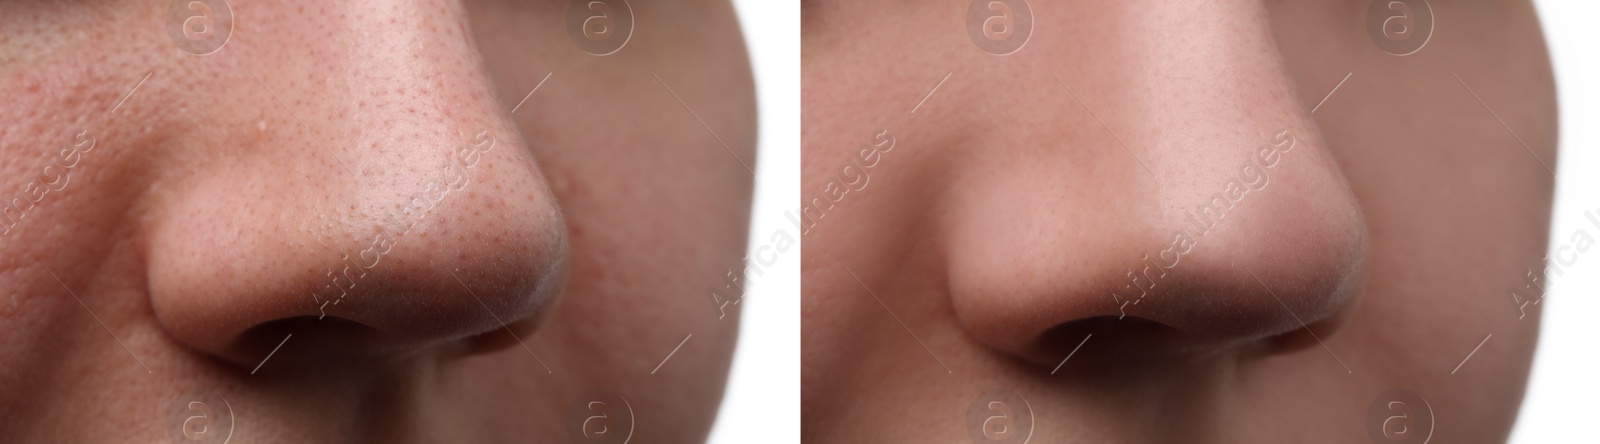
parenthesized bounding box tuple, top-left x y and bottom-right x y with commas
(280, 0, 552, 311)
(1109, 2, 1360, 311)
(1113, 1, 1310, 169)
(316, 0, 516, 170)
(272, 0, 564, 269)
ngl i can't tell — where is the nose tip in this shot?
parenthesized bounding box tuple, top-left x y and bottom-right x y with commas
(952, 247, 1367, 367)
(147, 119, 571, 366)
(944, 129, 1369, 366)
(146, 144, 571, 365)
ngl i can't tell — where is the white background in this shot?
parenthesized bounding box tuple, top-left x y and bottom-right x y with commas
(708, 1, 800, 443)
(1514, 1, 1599, 442)
(707, 1, 1593, 442)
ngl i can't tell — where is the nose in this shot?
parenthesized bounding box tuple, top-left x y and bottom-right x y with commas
(144, 1, 568, 366)
(942, 2, 1367, 366)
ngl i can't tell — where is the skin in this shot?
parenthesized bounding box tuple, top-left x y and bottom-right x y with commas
(803, 1, 1555, 443)
(0, 0, 754, 442)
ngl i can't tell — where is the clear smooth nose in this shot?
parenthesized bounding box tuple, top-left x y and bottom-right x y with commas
(941, 0, 1368, 366)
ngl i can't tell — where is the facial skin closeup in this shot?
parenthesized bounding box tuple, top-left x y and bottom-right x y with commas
(0, 0, 754, 442)
(803, 0, 1554, 443)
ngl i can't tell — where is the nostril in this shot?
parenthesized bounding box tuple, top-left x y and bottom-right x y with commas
(1032, 316, 1194, 380)
(1034, 316, 1222, 363)
(226, 315, 425, 377)
(237, 316, 378, 357)
(217, 316, 387, 370)
(1034, 308, 1350, 378)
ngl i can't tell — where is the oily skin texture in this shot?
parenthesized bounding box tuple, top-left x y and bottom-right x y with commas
(0, 0, 754, 442)
(803, 1, 1554, 443)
